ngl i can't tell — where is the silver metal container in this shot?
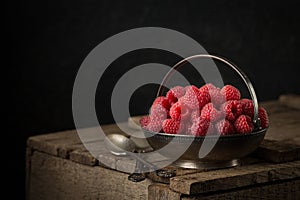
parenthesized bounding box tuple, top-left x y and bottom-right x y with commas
(143, 54, 268, 169)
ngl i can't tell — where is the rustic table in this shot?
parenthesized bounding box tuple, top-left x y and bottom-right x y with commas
(26, 96, 300, 200)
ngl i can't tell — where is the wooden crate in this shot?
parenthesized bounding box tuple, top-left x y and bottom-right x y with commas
(26, 97, 300, 200)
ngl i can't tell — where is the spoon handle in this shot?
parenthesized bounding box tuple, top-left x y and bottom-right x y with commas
(127, 152, 176, 182)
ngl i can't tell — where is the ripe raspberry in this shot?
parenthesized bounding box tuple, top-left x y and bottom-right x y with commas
(209, 88, 226, 107)
(180, 85, 200, 109)
(144, 116, 164, 132)
(152, 96, 171, 110)
(199, 84, 225, 107)
(200, 103, 222, 122)
(220, 85, 241, 101)
(150, 104, 168, 120)
(190, 109, 200, 123)
(220, 100, 243, 122)
(258, 107, 269, 128)
(180, 85, 210, 110)
(166, 86, 185, 104)
(162, 119, 184, 134)
(169, 102, 190, 121)
(139, 115, 150, 127)
(240, 98, 254, 118)
(190, 117, 210, 136)
(206, 124, 216, 135)
(234, 115, 254, 134)
(215, 119, 235, 135)
(199, 83, 217, 93)
(184, 121, 193, 135)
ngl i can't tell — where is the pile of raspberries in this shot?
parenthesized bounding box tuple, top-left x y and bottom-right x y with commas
(140, 83, 269, 136)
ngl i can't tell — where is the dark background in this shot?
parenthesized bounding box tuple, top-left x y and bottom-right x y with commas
(10, 0, 299, 198)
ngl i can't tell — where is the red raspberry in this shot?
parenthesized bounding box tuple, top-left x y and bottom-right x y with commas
(220, 85, 241, 101)
(258, 107, 269, 129)
(220, 100, 243, 122)
(234, 115, 254, 134)
(180, 85, 200, 109)
(152, 96, 171, 110)
(200, 103, 222, 122)
(199, 83, 217, 93)
(190, 117, 210, 136)
(139, 115, 150, 127)
(199, 84, 225, 107)
(240, 98, 254, 118)
(184, 121, 193, 135)
(162, 119, 184, 134)
(215, 119, 235, 135)
(169, 102, 190, 121)
(190, 109, 200, 123)
(150, 104, 168, 120)
(144, 116, 164, 132)
(209, 88, 226, 108)
(180, 85, 210, 110)
(206, 124, 216, 135)
(166, 86, 185, 104)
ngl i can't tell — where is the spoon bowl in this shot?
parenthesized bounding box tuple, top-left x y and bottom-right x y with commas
(105, 134, 136, 156)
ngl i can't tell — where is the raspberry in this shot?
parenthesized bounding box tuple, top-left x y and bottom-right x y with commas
(199, 83, 217, 93)
(199, 84, 225, 107)
(258, 107, 269, 128)
(150, 104, 168, 120)
(144, 116, 164, 132)
(190, 109, 200, 123)
(180, 85, 200, 109)
(169, 102, 190, 121)
(220, 100, 242, 122)
(180, 85, 210, 110)
(152, 96, 171, 110)
(190, 117, 210, 136)
(234, 115, 254, 134)
(221, 85, 241, 101)
(198, 91, 211, 109)
(162, 119, 184, 134)
(215, 119, 235, 135)
(209, 88, 226, 107)
(240, 98, 254, 118)
(206, 124, 216, 135)
(200, 103, 222, 122)
(184, 121, 193, 135)
(139, 116, 150, 127)
(166, 86, 185, 104)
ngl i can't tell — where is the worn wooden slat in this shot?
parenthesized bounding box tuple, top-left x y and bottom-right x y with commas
(279, 94, 300, 110)
(27, 130, 79, 156)
(259, 100, 300, 144)
(169, 161, 300, 195)
(181, 179, 300, 200)
(253, 139, 300, 163)
(148, 183, 181, 200)
(28, 151, 153, 200)
(69, 148, 98, 166)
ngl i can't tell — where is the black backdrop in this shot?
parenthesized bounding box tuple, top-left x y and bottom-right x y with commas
(10, 0, 300, 198)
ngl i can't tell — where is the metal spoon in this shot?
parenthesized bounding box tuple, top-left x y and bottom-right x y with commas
(105, 133, 175, 182)
(105, 133, 154, 182)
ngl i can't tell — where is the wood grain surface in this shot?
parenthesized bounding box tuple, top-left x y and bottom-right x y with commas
(26, 98, 300, 199)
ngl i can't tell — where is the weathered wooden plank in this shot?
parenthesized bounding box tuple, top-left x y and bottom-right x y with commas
(259, 100, 300, 142)
(28, 151, 153, 200)
(253, 139, 300, 163)
(27, 130, 79, 156)
(279, 94, 300, 110)
(69, 148, 98, 166)
(181, 179, 300, 200)
(170, 161, 300, 195)
(148, 183, 181, 200)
